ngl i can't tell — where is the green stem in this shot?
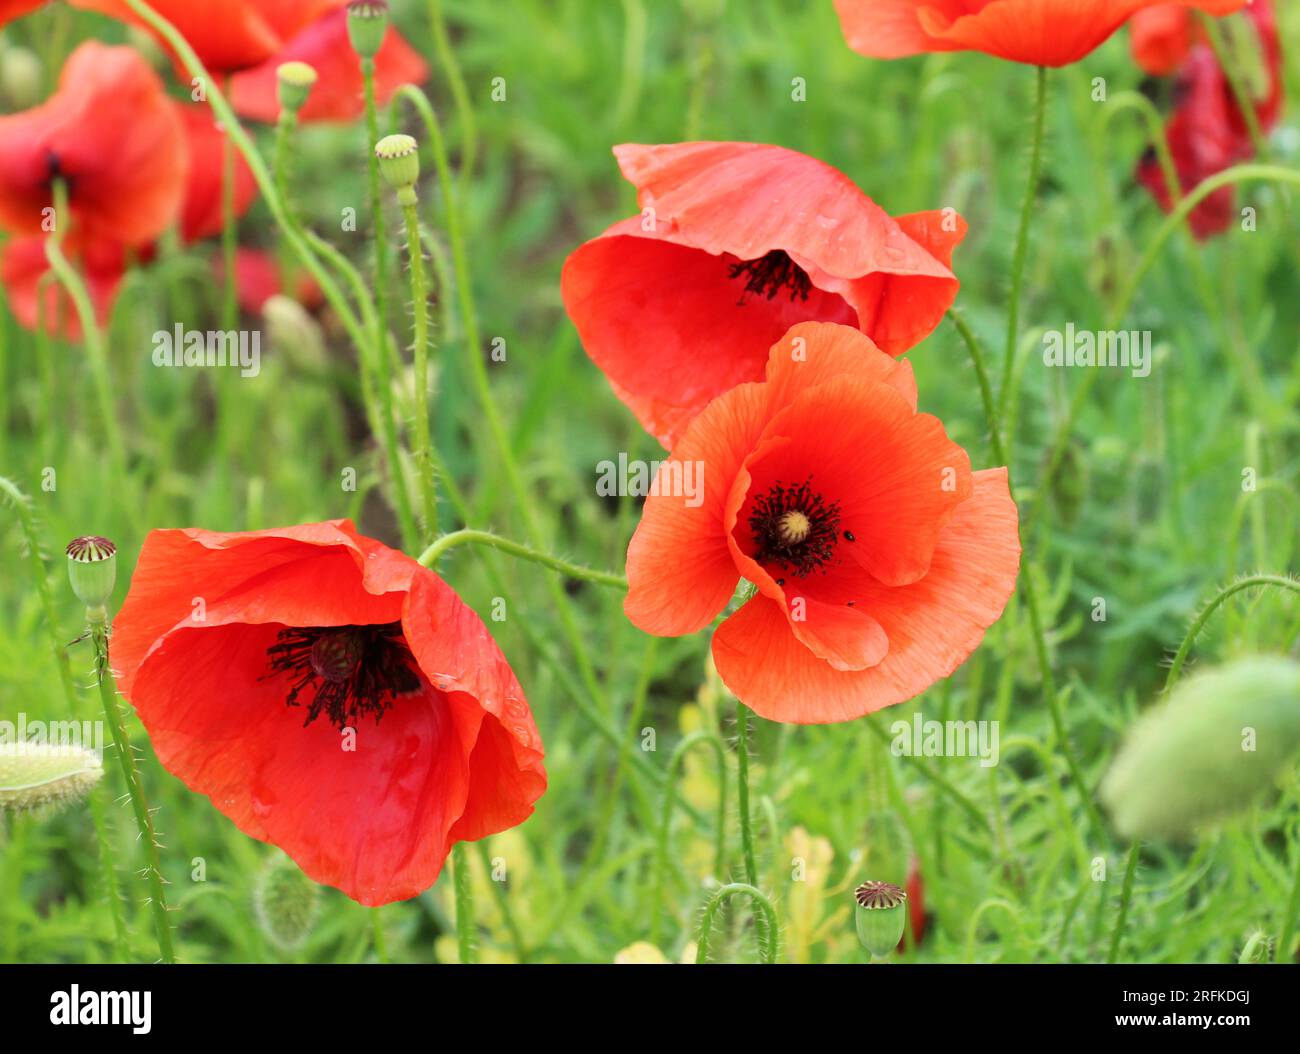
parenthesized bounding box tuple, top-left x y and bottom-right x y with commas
(90, 617, 174, 963)
(369, 907, 388, 964)
(452, 841, 475, 964)
(694, 883, 778, 964)
(735, 699, 758, 888)
(1278, 842, 1300, 965)
(1163, 574, 1300, 692)
(361, 57, 394, 366)
(221, 91, 238, 331)
(400, 200, 437, 541)
(417, 528, 628, 588)
(948, 309, 1006, 467)
(1000, 65, 1047, 418)
(272, 110, 298, 214)
(44, 181, 125, 472)
(1106, 842, 1140, 963)
(426, 0, 478, 191)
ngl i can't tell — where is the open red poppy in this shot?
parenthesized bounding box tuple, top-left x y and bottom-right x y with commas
(1136, 0, 1280, 238)
(562, 142, 965, 449)
(176, 102, 258, 243)
(70, 0, 342, 74)
(0, 42, 185, 248)
(110, 521, 546, 906)
(833, 0, 1247, 67)
(0, 234, 126, 340)
(624, 321, 1020, 723)
(230, 6, 428, 123)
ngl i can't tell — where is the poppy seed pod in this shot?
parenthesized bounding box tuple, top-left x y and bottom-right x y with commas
(1100, 656, 1300, 840)
(375, 133, 419, 204)
(346, 0, 390, 59)
(0, 744, 103, 815)
(854, 880, 907, 958)
(276, 61, 318, 116)
(66, 536, 117, 611)
(254, 854, 321, 952)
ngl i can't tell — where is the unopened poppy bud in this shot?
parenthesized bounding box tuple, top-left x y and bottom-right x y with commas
(854, 880, 907, 958)
(0, 744, 103, 815)
(375, 133, 420, 205)
(346, 0, 390, 59)
(264, 293, 326, 370)
(1238, 931, 1273, 964)
(66, 536, 117, 612)
(276, 61, 318, 116)
(1101, 656, 1300, 841)
(0, 44, 42, 110)
(254, 854, 321, 952)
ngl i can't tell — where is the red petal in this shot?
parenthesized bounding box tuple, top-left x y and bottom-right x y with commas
(177, 102, 258, 243)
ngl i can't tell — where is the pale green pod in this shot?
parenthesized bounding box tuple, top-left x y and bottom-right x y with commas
(254, 854, 321, 952)
(346, 0, 390, 60)
(0, 743, 103, 815)
(276, 61, 318, 115)
(854, 880, 907, 959)
(1100, 656, 1300, 841)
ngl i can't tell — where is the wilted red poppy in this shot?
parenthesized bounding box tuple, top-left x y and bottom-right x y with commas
(0, 42, 185, 247)
(0, 235, 126, 340)
(231, 7, 427, 123)
(70, 0, 342, 74)
(176, 102, 258, 243)
(833, 0, 1247, 67)
(562, 142, 966, 448)
(624, 321, 1020, 723)
(110, 520, 546, 906)
(1136, 0, 1280, 238)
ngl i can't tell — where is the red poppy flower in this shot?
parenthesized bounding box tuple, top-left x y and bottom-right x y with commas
(219, 247, 325, 313)
(1136, 0, 1281, 238)
(0, 0, 45, 27)
(833, 0, 1247, 67)
(562, 142, 966, 449)
(1129, 5, 1199, 75)
(110, 521, 547, 906)
(624, 321, 1020, 723)
(177, 102, 258, 243)
(0, 42, 186, 248)
(0, 235, 126, 340)
(230, 7, 428, 123)
(69, 0, 343, 74)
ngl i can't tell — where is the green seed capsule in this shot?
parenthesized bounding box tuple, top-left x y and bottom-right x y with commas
(854, 880, 907, 959)
(66, 536, 117, 611)
(0, 744, 102, 815)
(1100, 656, 1300, 841)
(374, 133, 420, 204)
(346, 0, 390, 60)
(276, 60, 318, 115)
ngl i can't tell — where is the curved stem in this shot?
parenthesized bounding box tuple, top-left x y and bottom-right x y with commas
(401, 200, 437, 541)
(44, 181, 125, 472)
(651, 730, 728, 942)
(425, 0, 478, 191)
(695, 883, 778, 964)
(220, 102, 238, 330)
(452, 841, 475, 964)
(1000, 64, 1047, 418)
(91, 617, 174, 963)
(1163, 574, 1300, 692)
(948, 309, 1006, 467)
(735, 699, 759, 888)
(1106, 841, 1140, 964)
(417, 528, 628, 589)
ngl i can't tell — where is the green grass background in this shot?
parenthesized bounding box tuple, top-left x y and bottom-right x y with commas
(0, 0, 1297, 963)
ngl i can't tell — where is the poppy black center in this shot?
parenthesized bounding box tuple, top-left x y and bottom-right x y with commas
(748, 477, 840, 577)
(728, 249, 812, 304)
(263, 621, 421, 729)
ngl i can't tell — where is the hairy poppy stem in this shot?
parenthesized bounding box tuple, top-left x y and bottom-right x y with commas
(734, 698, 775, 955)
(425, 0, 478, 192)
(1280, 846, 1300, 965)
(361, 57, 395, 385)
(89, 616, 175, 964)
(999, 64, 1047, 420)
(43, 181, 126, 473)
(452, 841, 476, 963)
(1106, 841, 1140, 963)
(417, 528, 627, 588)
(400, 199, 438, 541)
(1163, 574, 1300, 693)
(220, 100, 238, 331)
(272, 110, 299, 214)
(694, 883, 778, 964)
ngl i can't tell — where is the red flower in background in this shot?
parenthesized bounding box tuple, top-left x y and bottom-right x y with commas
(219, 247, 325, 313)
(0, 42, 185, 247)
(0, 235, 127, 341)
(0, 0, 45, 28)
(231, 6, 428, 123)
(562, 142, 965, 449)
(624, 322, 1020, 723)
(176, 102, 258, 243)
(110, 521, 547, 906)
(832, 0, 1247, 67)
(1130, 4, 1200, 75)
(70, 0, 342, 74)
(1135, 0, 1281, 238)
